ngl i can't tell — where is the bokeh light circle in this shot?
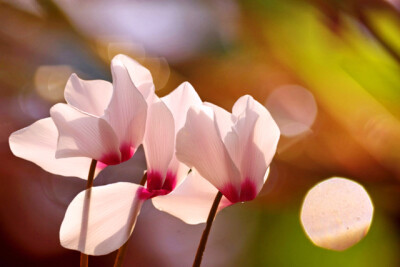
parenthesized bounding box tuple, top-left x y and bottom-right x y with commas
(300, 177, 374, 251)
(266, 85, 317, 137)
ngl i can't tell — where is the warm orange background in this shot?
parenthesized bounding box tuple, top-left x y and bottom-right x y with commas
(1, 0, 400, 266)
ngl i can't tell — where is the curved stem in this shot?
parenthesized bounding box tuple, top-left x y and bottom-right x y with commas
(80, 159, 97, 267)
(85, 160, 98, 189)
(113, 172, 148, 267)
(193, 191, 223, 267)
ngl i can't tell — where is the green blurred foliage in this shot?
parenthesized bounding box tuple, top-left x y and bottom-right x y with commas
(235, 206, 399, 267)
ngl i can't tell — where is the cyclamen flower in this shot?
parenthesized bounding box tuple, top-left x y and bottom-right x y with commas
(132, 95, 280, 226)
(161, 95, 280, 219)
(59, 79, 203, 255)
(152, 95, 280, 267)
(9, 55, 150, 179)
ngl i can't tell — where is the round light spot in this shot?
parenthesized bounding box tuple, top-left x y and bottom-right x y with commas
(266, 85, 317, 137)
(34, 65, 74, 103)
(300, 177, 373, 251)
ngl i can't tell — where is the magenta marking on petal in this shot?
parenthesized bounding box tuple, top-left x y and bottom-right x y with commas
(99, 144, 135, 166)
(239, 178, 257, 202)
(146, 170, 163, 191)
(99, 152, 121, 166)
(138, 187, 152, 200)
(221, 183, 239, 203)
(120, 143, 135, 162)
(162, 171, 177, 191)
(138, 187, 171, 200)
(143, 170, 176, 198)
(97, 161, 108, 170)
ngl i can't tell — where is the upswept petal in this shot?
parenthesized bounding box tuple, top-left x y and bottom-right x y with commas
(165, 157, 189, 188)
(176, 105, 241, 201)
(152, 171, 222, 224)
(143, 95, 175, 189)
(233, 96, 280, 193)
(64, 73, 113, 117)
(161, 82, 202, 133)
(204, 102, 235, 141)
(161, 82, 202, 184)
(105, 57, 148, 151)
(60, 182, 144, 255)
(113, 54, 154, 96)
(50, 103, 121, 163)
(9, 118, 93, 179)
(225, 100, 260, 175)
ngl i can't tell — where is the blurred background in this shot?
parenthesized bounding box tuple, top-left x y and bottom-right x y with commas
(1, 0, 400, 266)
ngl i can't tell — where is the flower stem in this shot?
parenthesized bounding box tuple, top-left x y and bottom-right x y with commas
(193, 191, 223, 267)
(85, 160, 97, 189)
(113, 172, 148, 267)
(80, 159, 97, 267)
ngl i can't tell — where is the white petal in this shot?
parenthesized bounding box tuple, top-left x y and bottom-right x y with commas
(50, 103, 121, 163)
(105, 57, 148, 150)
(230, 96, 280, 194)
(161, 82, 202, 133)
(113, 54, 154, 96)
(166, 157, 189, 187)
(152, 170, 229, 225)
(143, 95, 175, 187)
(204, 102, 235, 141)
(226, 101, 259, 179)
(176, 105, 241, 201)
(60, 182, 145, 255)
(64, 73, 113, 117)
(301, 177, 374, 251)
(161, 82, 202, 183)
(9, 118, 93, 179)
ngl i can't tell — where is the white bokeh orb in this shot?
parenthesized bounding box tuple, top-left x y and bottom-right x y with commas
(300, 177, 374, 251)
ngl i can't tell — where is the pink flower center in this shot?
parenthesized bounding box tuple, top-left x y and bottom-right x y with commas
(138, 170, 177, 200)
(221, 178, 257, 203)
(98, 143, 135, 168)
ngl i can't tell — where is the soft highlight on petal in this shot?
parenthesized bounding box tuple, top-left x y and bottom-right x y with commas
(300, 177, 374, 251)
(204, 102, 235, 141)
(113, 54, 154, 96)
(176, 105, 241, 199)
(105, 56, 148, 151)
(9, 118, 92, 179)
(60, 182, 144, 255)
(64, 73, 113, 117)
(50, 103, 120, 163)
(143, 95, 175, 185)
(161, 82, 202, 184)
(152, 171, 230, 224)
(162, 82, 202, 133)
(230, 95, 280, 194)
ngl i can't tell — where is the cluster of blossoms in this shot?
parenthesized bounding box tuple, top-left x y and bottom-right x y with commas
(9, 55, 280, 259)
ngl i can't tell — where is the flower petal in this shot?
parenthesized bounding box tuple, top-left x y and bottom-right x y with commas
(143, 95, 175, 189)
(152, 170, 230, 224)
(176, 105, 241, 200)
(204, 102, 235, 141)
(230, 96, 280, 195)
(113, 54, 154, 96)
(60, 182, 144, 255)
(161, 82, 202, 183)
(50, 103, 121, 163)
(64, 73, 113, 117)
(105, 56, 148, 150)
(161, 82, 202, 133)
(9, 117, 93, 179)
